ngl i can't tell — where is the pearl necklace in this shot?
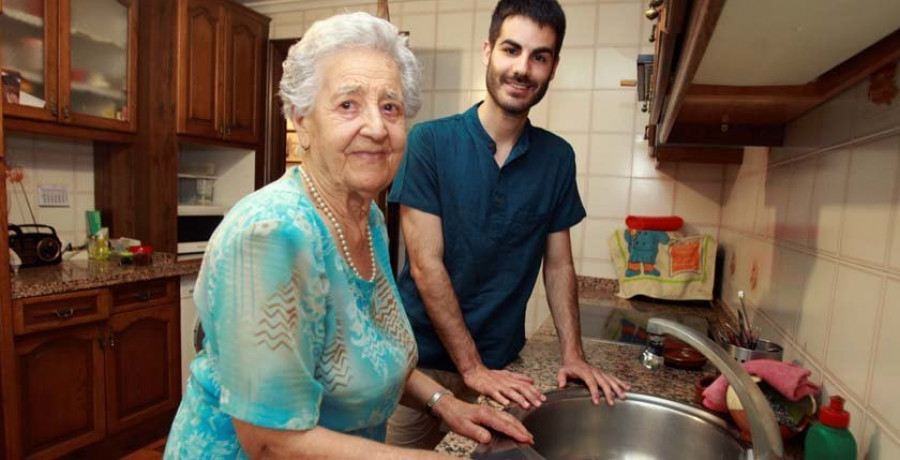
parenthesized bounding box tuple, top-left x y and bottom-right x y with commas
(297, 165, 376, 282)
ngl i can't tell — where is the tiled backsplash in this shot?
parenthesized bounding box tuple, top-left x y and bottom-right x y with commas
(262, 0, 724, 334)
(4, 133, 95, 249)
(720, 70, 900, 458)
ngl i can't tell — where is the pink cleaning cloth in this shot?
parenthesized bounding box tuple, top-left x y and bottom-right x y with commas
(702, 359, 820, 412)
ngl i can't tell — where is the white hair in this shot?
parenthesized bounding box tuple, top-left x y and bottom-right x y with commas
(279, 12, 422, 120)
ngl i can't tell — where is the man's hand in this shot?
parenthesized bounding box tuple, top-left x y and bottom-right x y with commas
(556, 359, 630, 406)
(431, 395, 534, 445)
(462, 366, 546, 409)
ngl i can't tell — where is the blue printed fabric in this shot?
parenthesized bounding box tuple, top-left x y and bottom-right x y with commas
(164, 167, 417, 459)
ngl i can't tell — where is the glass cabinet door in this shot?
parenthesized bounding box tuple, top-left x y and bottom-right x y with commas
(0, 0, 58, 120)
(64, 0, 135, 128)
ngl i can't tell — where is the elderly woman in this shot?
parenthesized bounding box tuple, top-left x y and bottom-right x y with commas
(163, 12, 531, 459)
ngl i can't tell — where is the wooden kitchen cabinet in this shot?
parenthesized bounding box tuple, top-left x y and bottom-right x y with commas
(176, 0, 267, 144)
(13, 322, 107, 460)
(3, 278, 181, 459)
(0, 0, 139, 132)
(105, 304, 180, 434)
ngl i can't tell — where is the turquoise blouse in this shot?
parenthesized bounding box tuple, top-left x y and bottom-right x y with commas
(164, 167, 417, 459)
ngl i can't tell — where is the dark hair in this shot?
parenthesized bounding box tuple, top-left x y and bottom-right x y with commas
(488, 0, 566, 55)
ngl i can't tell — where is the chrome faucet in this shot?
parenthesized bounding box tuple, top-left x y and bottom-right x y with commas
(640, 318, 784, 460)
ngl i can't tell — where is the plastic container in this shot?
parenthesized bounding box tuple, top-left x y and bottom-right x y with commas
(129, 245, 154, 266)
(804, 396, 857, 460)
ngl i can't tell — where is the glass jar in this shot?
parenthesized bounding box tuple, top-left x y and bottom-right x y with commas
(88, 233, 110, 260)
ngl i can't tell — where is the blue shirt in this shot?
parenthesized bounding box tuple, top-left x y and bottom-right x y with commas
(388, 103, 585, 372)
(165, 167, 417, 458)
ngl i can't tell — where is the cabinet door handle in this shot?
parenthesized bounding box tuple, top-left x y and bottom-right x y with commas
(50, 99, 59, 117)
(226, 126, 232, 137)
(133, 291, 152, 301)
(62, 106, 70, 119)
(54, 307, 75, 319)
(109, 331, 116, 349)
(218, 125, 225, 136)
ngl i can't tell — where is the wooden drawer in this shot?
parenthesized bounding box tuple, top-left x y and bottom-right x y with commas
(13, 289, 110, 336)
(111, 278, 178, 313)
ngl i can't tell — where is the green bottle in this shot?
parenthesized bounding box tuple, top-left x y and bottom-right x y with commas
(804, 395, 857, 460)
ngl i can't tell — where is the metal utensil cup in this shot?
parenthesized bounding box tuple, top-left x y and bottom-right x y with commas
(728, 340, 783, 363)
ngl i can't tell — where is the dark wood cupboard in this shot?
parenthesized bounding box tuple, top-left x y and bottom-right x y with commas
(0, 0, 139, 133)
(176, 0, 267, 144)
(13, 323, 107, 459)
(105, 305, 180, 434)
(3, 278, 181, 459)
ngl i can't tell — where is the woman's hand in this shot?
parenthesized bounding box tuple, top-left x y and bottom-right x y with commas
(430, 395, 534, 446)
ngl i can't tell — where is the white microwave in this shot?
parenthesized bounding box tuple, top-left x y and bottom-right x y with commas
(177, 206, 227, 255)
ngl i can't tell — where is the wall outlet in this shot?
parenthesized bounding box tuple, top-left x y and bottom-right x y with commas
(37, 184, 70, 207)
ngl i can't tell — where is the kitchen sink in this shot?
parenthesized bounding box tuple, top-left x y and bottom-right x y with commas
(473, 387, 750, 459)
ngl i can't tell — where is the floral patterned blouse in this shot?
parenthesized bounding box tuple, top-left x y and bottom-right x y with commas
(164, 167, 417, 459)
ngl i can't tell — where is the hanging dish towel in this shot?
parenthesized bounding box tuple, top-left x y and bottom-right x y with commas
(608, 228, 716, 300)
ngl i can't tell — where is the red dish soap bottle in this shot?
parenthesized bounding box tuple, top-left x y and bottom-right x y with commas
(804, 396, 857, 460)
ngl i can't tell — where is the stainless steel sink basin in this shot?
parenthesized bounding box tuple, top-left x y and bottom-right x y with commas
(474, 388, 750, 459)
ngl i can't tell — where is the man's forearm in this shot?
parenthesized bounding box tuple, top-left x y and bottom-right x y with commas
(410, 263, 484, 374)
(543, 262, 584, 363)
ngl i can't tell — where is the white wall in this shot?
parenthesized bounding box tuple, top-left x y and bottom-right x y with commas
(259, 0, 725, 335)
(719, 68, 900, 458)
(4, 133, 95, 249)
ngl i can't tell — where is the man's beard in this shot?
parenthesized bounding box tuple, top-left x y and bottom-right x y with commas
(485, 64, 549, 116)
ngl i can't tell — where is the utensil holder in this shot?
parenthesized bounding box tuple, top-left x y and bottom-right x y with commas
(728, 340, 783, 363)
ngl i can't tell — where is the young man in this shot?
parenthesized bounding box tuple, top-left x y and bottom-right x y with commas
(387, 0, 630, 448)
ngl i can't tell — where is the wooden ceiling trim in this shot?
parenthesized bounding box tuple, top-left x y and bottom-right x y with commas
(658, 0, 726, 144)
(677, 28, 900, 126)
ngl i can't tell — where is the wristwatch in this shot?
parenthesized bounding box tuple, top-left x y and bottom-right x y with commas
(425, 389, 453, 414)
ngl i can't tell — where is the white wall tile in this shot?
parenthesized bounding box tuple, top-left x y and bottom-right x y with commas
(676, 163, 724, 182)
(528, 97, 550, 128)
(795, 257, 836, 362)
(553, 48, 595, 90)
(629, 178, 674, 216)
(862, 421, 900, 460)
(810, 149, 850, 253)
(784, 159, 816, 246)
(581, 259, 617, 278)
(591, 89, 636, 133)
(781, 104, 823, 157)
(588, 133, 632, 177)
(593, 47, 637, 89)
(436, 11, 474, 50)
(586, 177, 630, 218)
(594, 2, 641, 46)
(826, 265, 882, 399)
(582, 218, 622, 260)
(869, 278, 900, 433)
(415, 49, 437, 91)
(763, 247, 807, 336)
(755, 166, 791, 239)
(548, 90, 592, 132)
(403, 1, 438, 14)
(432, 91, 470, 119)
(472, 9, 491, 48)
(563, 5, 598, 47)
(570, 221, 585, 260)
(404, 13, 437, 49)
(438, 0, 474, 12)
(434, 50, 473, 90)
(562, 133, 589, 175)
(840, 136, 900, 265)
(673, 181, 721, 225)
(891, 188, 900, 270)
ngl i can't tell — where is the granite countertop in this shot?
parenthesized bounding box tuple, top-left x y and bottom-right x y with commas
(11, 254, 202, 299)
(435, 281, 802, 458)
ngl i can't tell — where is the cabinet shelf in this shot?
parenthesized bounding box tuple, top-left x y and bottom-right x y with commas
(4, 8, 44, 28)
(70, 82, 126, 100)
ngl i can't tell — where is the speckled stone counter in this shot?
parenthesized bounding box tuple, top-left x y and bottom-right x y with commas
(434, 281, 801, 458)
(11, 254, 201, 299)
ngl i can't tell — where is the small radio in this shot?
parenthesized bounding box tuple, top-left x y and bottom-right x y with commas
(8, 224, 63, 267)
